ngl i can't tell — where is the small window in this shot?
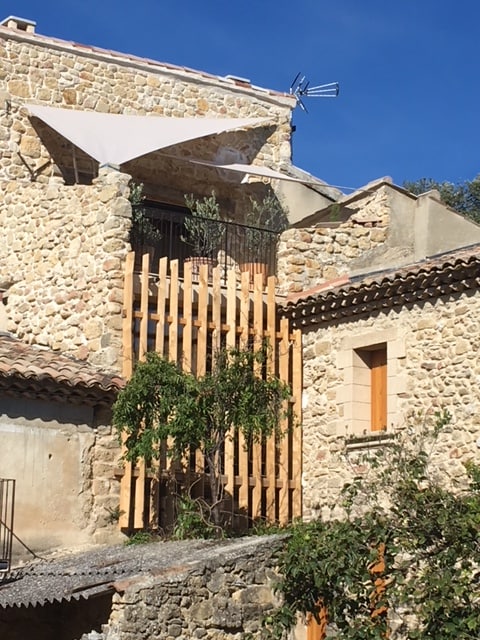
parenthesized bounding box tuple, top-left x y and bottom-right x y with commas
(354, 343, 387, 432)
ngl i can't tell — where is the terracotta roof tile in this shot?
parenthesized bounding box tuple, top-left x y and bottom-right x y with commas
(0, 333, 124, 396)
(283, 243, 480, 327)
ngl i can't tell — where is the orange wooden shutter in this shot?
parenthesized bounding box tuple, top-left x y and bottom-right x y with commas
(371, 347, 387, 431)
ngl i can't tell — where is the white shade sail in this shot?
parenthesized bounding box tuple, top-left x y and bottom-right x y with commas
(188, 159, 320, 185)
(28, 104, 267, 166)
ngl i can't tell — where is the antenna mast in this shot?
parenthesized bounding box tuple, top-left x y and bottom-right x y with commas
(290, 73, 339, 112)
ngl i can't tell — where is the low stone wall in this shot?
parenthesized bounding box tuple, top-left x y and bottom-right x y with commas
(103, 536, 284, 640)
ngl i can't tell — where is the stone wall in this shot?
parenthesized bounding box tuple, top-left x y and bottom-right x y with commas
(277, 186, 391, 295)
(0, 26, 293, 187)
(0, 167, 130, 368)
(0, 23, 295, 368)
(102, 536, 283, 640)
(299, 289, 480, 521)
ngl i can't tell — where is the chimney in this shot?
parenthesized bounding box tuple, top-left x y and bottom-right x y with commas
(0, 16, 36, 33)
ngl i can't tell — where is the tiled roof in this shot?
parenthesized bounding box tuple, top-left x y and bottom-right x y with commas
(0, 536, 282, 609)
(283, 243, 480, 328)
(0, 333, 124, 405)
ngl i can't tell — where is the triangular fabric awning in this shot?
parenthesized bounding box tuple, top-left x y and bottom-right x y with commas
(28, 105, 266, 166)
(188, 159, 321, 185)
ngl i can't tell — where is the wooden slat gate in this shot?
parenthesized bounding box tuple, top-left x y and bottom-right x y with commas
(118, 253, 302, 532)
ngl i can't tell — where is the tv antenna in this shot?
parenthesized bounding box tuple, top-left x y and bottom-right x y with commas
(290, 73, 339, 112)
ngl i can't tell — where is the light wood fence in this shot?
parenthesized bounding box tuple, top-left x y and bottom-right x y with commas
(118, 253, 302, 532)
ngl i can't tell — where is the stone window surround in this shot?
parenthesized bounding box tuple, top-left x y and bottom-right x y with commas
(335, 328, 407, 437)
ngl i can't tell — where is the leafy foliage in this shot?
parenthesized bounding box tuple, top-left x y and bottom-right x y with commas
(404, 175, 480, 223)
(244, 194, 289, 254)
(113, 344, 291, 527)
(268, 411, 480, 639)
(183, 191, 226, 258)
(172, 495, 221, 540)
(128, 180, 163, 245)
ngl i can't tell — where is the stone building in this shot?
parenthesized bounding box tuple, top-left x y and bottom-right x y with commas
(281, 182, 480, 520)
(0, 14, 337, 372)
(3, 13, 480, 559)
(0, 14, 335, 556)
(0, 333, 124, 557)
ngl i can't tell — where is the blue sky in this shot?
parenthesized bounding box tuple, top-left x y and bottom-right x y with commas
(8, 1, 480, 192)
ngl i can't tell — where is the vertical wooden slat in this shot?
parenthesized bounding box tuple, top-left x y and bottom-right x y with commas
(223, 268, 237, 503)
(138, 253, 150, 361)
(211, 263, 222, 354)
(168, 260, 179, 362)
(265, 276, 277, 521)
(196, 263, 208, 377)
(182, 259, 193, 373)
(250, 272, 264, 520)
(134, 252, 150, 529)
(306, 603, 328, 640)
(239, 270, 250, 350)
(278, 316, 290, 524)
(194, 263, 209, 481)
(291, 327, 303, 518)
(155, 257, 168, 356)
(225, 268, 237, 350)
(119, 252, 135, 529)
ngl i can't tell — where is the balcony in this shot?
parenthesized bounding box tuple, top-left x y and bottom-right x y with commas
(130, 203, 280, 280)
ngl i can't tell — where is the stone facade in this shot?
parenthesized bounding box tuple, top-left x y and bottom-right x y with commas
(0, 20, 296, 370)
(292, 280, 480, 521)
(0, 23, 293, 190)
(0, 167, 130, 368)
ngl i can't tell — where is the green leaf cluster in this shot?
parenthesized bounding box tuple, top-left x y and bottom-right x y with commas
(244, 194, 289, 254)
(113, 344, 291, 527)
(269, 411, 480, 639)
(183, 191, 226, 258)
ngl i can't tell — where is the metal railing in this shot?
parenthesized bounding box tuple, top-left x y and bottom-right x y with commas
(130, 204, 279, 277)
(0, 479, 15, 574)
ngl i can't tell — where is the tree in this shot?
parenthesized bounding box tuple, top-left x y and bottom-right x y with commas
(113, 345, 291, 529)
(404, 175, 480, 223)
(267, 411, 480, 640)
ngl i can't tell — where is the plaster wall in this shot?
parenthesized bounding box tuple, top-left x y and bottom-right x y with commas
(300, 289, 480, 521)
(276, 180, 334, 225)
(414, 190, 480, 259)
(0, 396, 122, 557)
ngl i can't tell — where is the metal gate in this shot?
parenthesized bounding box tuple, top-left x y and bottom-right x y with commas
(0, 478, 15, 574)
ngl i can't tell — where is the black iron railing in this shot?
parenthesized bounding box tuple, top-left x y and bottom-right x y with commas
(0, 479, 15, 574)
(130, 204, 279, 277)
